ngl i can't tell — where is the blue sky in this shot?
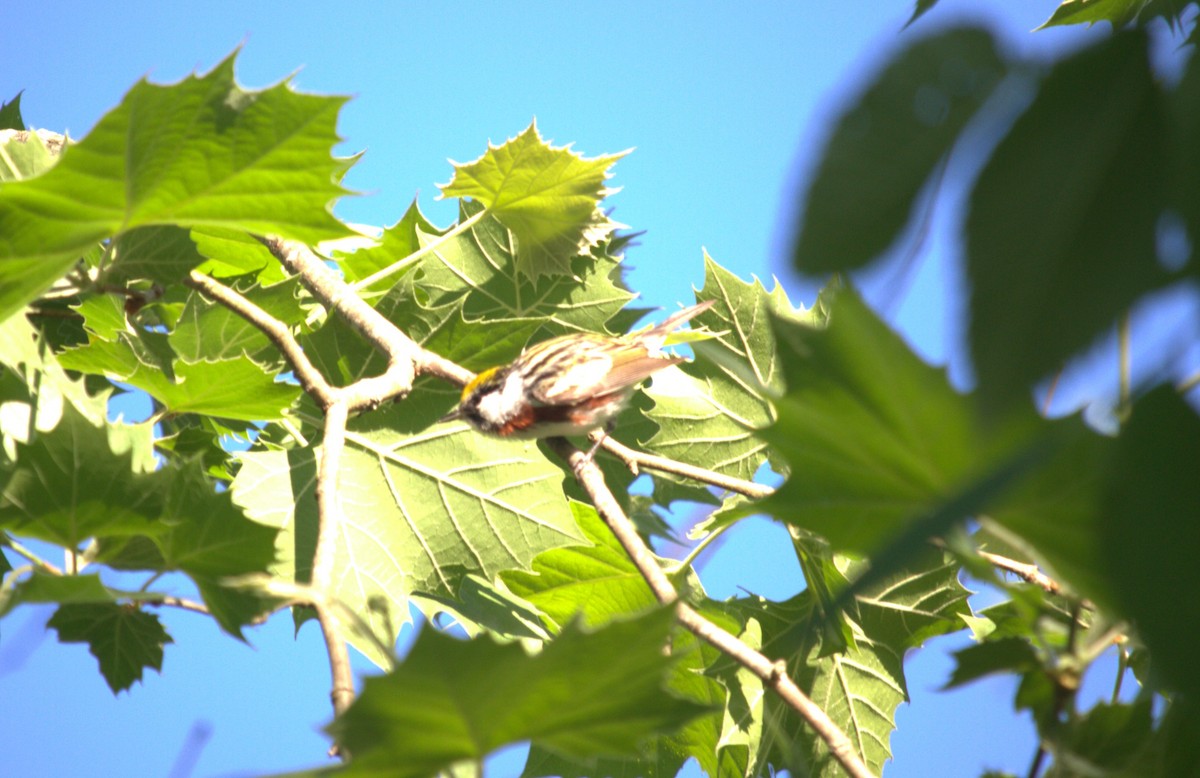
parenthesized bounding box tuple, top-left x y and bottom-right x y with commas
(0, 2, 1162, 776)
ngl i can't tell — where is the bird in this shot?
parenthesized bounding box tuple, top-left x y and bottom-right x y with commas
(440, 300, 714, 453)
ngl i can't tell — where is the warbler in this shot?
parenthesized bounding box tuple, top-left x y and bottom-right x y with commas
(441, 300, 714, 443)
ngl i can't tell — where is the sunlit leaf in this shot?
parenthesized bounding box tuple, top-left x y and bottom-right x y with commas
(232, 429, 581, 668)
(0, 50, 353, 321)
(440, 120, 627, 279)
(644, 255, 797, 480)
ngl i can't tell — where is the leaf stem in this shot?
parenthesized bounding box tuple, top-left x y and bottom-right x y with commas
(348, 207, 488, 293)
(599, 436, 773, 499)
(668, 520, 735, 577)
(1, 534, 62, 574)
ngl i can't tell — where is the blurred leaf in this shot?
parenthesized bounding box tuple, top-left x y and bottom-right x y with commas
(751, 286, 977, 552)
(0, 93, 24, 131)
(47, 602, 172, 693)
(192, 576, 284, 641)
(0, 50, 353, 321)
(329, 608, 708, 777)
(905, 0, 942, 27)
(1100, 387, 1200, 698)
(0, 571, 162, 617)
(1044, 699, 1153, 777)
(1169, 32, 1200, 275)
(944, 637, 1040, 689)
(967, 30, 1169, 410)
(793, 27, 1005, 273)
(440, 120, 627, 279)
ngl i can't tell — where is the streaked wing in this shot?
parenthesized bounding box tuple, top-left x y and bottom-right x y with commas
(516, 333, 683, 406)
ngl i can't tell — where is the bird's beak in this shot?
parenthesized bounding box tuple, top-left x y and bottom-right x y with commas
(438, 407, 462, 424)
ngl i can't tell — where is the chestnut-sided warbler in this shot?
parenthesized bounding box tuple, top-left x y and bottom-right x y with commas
(441, 300, 714, 442)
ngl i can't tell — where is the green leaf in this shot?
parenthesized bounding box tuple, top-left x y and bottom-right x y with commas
(752, 286, 977, 552)
(192, 575, 284, 641)
(507, 505, 731, 778)
(0, 129, 64, 183)
(57, 330, 301, 422)
(644, 256, 797, 481)
(171, 276, 306, 366)
(0, 93, 24, 131)
(440, 120, 627, 279)
(793, 27, 1005, 274)
(47, 602, 173, 693)
(414, 200, 634, 336)
(107, 225, 206, 285)
(191, 226, 289, 284)
(1169, 33, 1200, 274)
(904, 0, 942, 27)
(337, 199, 441, 295)
(729, 547, 970, 777)
(0, 50, 353, 321)
(0, 571, 163, 617)
(1045, 699, 1154, 777)
(967, 30, 1169, 410)
(1038, 0, 1151, 29)
(329, 608, 709, 777)
(232, 430, 581, 667)
(1099, 387, 1200, 699)
(502, 502, 659, 631)
(152, 464, 278, 579)
(0, 405, 162, 547)
(944, 637, 1040, 689)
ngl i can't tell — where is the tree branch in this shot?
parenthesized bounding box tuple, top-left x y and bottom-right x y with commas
(315, 400, 356, 727)
(547, 438, 877, 778)
(200, 236, 873, 773)
(977, 550, 1066, 597)
(184, 270, 337, 407)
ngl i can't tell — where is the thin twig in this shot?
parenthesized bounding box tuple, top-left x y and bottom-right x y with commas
(153, 596, 212, 616)
(977, 550, 1065, 597)
(599, 436, 774, 499)
(547, 438, 876, 778)
(348, 206, 488, 293)
(1, 535, 63, 574)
